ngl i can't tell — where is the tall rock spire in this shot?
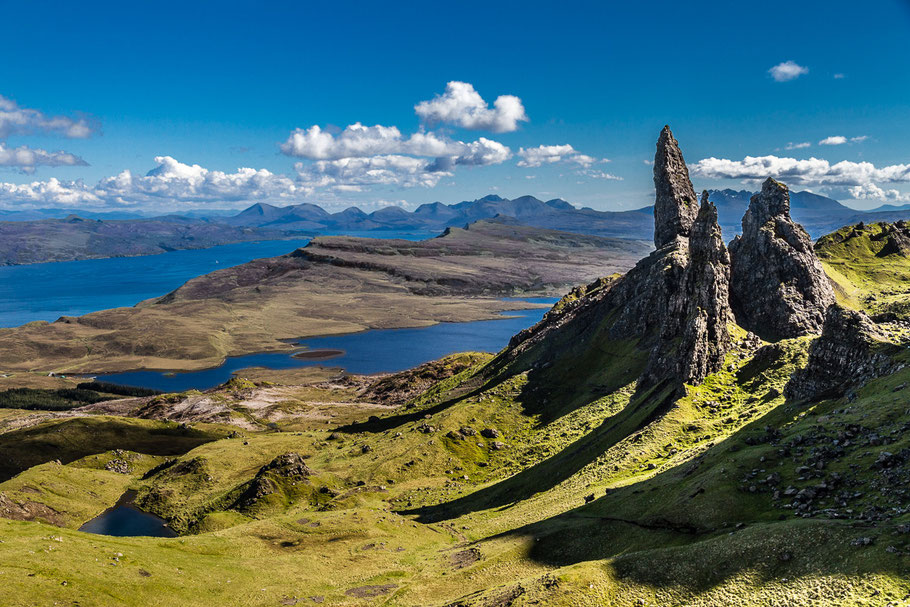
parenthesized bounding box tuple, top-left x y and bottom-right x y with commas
(728, 178, 835, 340)
(653, 125, 699, 248)
(644, 191, 732, 386)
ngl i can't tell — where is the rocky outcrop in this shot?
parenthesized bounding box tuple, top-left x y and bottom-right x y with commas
(643, 193, 732, 385)
(729, 178, 835, 340)
(785, 305, 896, 402)
(506, 129, 731, 391)
(258, 452, 313, 479)
(234, 452, 313, 510)
(653, 126, 700, 248)
(876, 221, 910, 257)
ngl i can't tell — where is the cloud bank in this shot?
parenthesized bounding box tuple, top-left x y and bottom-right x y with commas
(0, 156, 303, 210)
(692, 155, 910, 202)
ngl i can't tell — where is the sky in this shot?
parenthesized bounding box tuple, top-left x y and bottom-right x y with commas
(1, 0, 909, 214)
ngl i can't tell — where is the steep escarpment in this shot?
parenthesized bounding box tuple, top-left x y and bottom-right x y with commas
(729, 178, 835, 340)
(815, 220, 910, 320)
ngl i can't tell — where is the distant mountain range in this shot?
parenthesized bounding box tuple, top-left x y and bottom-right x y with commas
(223, 191, 910, 240)
(3, 190, 908, 264)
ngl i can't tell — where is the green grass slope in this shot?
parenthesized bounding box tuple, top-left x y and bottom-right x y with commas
(0, 224, 909, 605)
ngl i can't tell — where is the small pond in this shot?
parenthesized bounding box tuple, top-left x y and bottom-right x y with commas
(79, 491, 176, 538)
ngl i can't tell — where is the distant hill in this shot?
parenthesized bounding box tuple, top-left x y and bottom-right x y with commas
(225, 191, 910, 241)
(0, 216, 296, 265)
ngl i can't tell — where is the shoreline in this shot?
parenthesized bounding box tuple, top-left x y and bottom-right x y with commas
(78, 300, 554, 379)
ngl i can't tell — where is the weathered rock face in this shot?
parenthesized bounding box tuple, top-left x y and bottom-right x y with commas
(653, 125, 699, 249)
(785, 305, 895, 402)
(729, 178, 835, 340)
(507, 130, 731, 391)
(643, 193, 732, 385)
(677, 194, 733, 382)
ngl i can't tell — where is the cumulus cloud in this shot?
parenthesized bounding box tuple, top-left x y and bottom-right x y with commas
(692, 154, 910, 203)
(0, 156, 304, 210)
(517, 144, 604, 168)
(848, 183, 910, 203)
(282, 121, 512, 192)
(280, 123, 509, 166)
(0, 143, 87, 173)
(785, 142, 811, 150)
(296, 155, 449, 191)
(0, 94, 97, 139)
(415, 81, 527, 133)
(769, 61, 809, 82)
(692, 155, 910, 187)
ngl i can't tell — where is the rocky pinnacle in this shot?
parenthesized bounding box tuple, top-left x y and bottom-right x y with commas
(644, 191, 732, 386)
(653, 125, 699, 249)
(729, 178, 835, 340)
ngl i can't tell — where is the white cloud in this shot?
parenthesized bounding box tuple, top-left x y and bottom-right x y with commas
(847, 183, 910, 203)
(280, 123, 404, 159)
(282, 122, 511, 193)
(295, 155, 449, 191)
(414, 81, 527, 133)
(0, 143, 87, 173)
(0, 156, 304, 210)
(834, 73, 845, 79)
(769, 61, 809, 82)
(692, 155, 910, 187)
(577, 169, 622, 181)
(0, 94, 97, 139)
(692, 154, 910, 205)
(517, 144, 605, 168)
(785, 142, 811, 150)
(819, 135, 847, 146)
(819, 135, 868, 146)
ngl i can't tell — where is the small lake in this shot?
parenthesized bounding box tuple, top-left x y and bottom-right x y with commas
(0, 231, 433, 328)
(79, 491, 176, 538)
(96, 299, 557, 392)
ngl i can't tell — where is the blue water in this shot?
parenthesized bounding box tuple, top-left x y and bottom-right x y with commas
(97, 300, 557, 392)
(0, 232, 433, 328)
(80, 499, 176, 538)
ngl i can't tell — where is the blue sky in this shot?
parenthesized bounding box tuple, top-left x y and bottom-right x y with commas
(1, 0, 909, 213)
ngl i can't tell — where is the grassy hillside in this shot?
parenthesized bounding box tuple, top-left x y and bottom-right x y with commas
(0, 224, 908, 605)
(816, 221, 910, 319)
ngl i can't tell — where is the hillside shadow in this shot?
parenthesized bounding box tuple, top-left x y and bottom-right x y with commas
(399, 380, 676, 522)
(461, 397, 910, 597)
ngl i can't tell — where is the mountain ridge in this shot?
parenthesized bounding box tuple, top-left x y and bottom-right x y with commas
(224, 190, 910, 240)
